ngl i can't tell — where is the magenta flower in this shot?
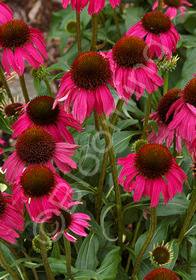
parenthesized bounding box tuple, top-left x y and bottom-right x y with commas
(106, 36, 163, 103)
(0, 191, 24, 243)
(118, 144, 187, 207)
(126, 12, 180, 59)
(62, 0, 120, 14)
(53, 51, 115, 123)
(48, 206, 91, 242)
(0, 2, 47, 76)
(12, 165, 73, 222)
(167, 74, 196, 144)
(147, 89, 182, 152)
(2, 126, 79, 184)
(11, 96, 82, 143)
(0, 139, 4, 154)
(144, 268, 180, 280)
(153, 0, 192, 20)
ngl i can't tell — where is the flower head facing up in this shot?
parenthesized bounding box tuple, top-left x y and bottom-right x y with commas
(150, 242, 173, 267)
(13, 165, 73, 222)
(3, 126, 78, 184)
(107, 36, 163, 102)
(167, 74, 196, 143)
(49, 207, 91, 242)
(0, 2, 47, 75)
(11, 96, 82, 143)
(126, 12, 180, 59)
(118, 143, 187, 207)
(54, 51, 115, 123)
(0, 191, 24, 243)
(153, 0, 192, 20)
(144, 268, 180, 279)
(147, 89, 182, 152)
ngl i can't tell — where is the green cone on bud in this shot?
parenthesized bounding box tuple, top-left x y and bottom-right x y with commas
(132, 139, 149, 153)
(32, 66, 48, 80)
(65, 20, 77, 34)
(32, 234, 52, 253)
(149, 241, 173, 267)
(157, 55, 179, 73)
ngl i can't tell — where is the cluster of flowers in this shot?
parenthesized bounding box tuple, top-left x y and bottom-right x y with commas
(0, 0, 193, 252)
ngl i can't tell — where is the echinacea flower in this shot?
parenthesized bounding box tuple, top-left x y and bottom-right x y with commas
(126, 12, 180, 59)
(0, 2, 47, 76)
(147, 89, 182, 152)
(2, 126, 79, 184)
(167, 74, 196, 144)
(144, 268, 179, 280)
(53, 51, 115, 123)
(106, 36, 163, 102)
(149, 242, 173, 267)
(11, 96, 82, 143)
(0, 139, 5, 154)
(48, 206, 91, 242)
(153, 0, 192, 20)
(62, 0, 120, 14)
(118, 144, 187, 207)
(12, 165, 73, 222)
(0, 191, 24, 243)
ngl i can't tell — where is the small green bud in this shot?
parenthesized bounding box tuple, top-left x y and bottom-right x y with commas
(157, 55, 179, 73)
(132, 139, 149, 153)
(32, 234, 52, 253)
(65, 20, 77, 34)
(32, 66, 48, 80)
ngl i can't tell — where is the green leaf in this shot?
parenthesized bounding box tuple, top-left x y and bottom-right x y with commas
(75, 233, 99, 271)
(125, 7, 145, 30)
(185, 216, 196, 236)
(73, 270, 101, 280)
(113, 131, 141, 153)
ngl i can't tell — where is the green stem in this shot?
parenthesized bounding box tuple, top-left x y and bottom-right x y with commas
(125, 214, 143, 273)
(158, 0, 163, 12)
(63, 236, 75, 280)
(95, 99, 124, 222)
(187, 240, 191, 274)
(0, 245, 20, 280)
(178, 182, 196, 247)
(163, 71, 169, 95)
(0, 238, 29, 280)
(76, 11, 82, 55)
(39, 224, 55, 280)
(94, 109, 100, 131)
(0, 64, 14, 102)
(99, 113, 124, 250)
(19, 75, 30, 103)
(135, 0, 140, 7)
(43, 77, 54, 97)
(90, 14, 98, 51)
(142, 93, 152, 140)
(131, 207, 157, 280)
(113, 8, 121, 39)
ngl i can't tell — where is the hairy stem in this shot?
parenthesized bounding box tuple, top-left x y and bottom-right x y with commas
(19, 75, 30, 103)
(158, 0, 163, 12)
(76, 11, 82, 55)
(90, 14, 98, 51)
(43, 77, 54, 97)
(142, 93, 152, 139)
(113, 8, 121, 39)
(163, 71, 169, 95)
(0, 244, 20, 280)
(63, 236, 75, 280)
(0, 64, 14, 103)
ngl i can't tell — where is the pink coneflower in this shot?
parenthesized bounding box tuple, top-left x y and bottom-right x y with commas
(147, 89, 182, 152)
(0, 139, 5, 154)
(126, 12, 180, 59)
(153, 0, 192, 20)
(106, 36, 163, 102)
(48, 206, 91, 242)
(167, 74, 196, 144)
(11, 96, 82, 143)
(2, 126, 79, 184)
(0, 2, 47, 76)
(53, 51, 115, 123)
(0, 191, 24, 243)
(118, 144, 187, 207)
(62, 0, 120, 14)
(12, 165, 73, 222)
(144, 268, 179, 280)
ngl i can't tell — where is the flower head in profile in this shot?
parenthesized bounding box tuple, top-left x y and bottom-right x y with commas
(126, 12, 180, 59)
(11, 96, 82, 143)
(0, 2, 47, 76)
(48, 206, 91, 242)
(167, 74, 196, 144)
(2, 126, 79, 184)
(62, 0, 120, 14)
(147, 89, 182, 152)
(149, 242, 173, 267)
(153, 0, 192, 20)
(106, 36, 163, 103)
(12, 165, 73, 222)
(144, 268, 180, 279)
(0, 191, 24, 243)
(118, 144, 187, 207)
(53, 51, 115, 123)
